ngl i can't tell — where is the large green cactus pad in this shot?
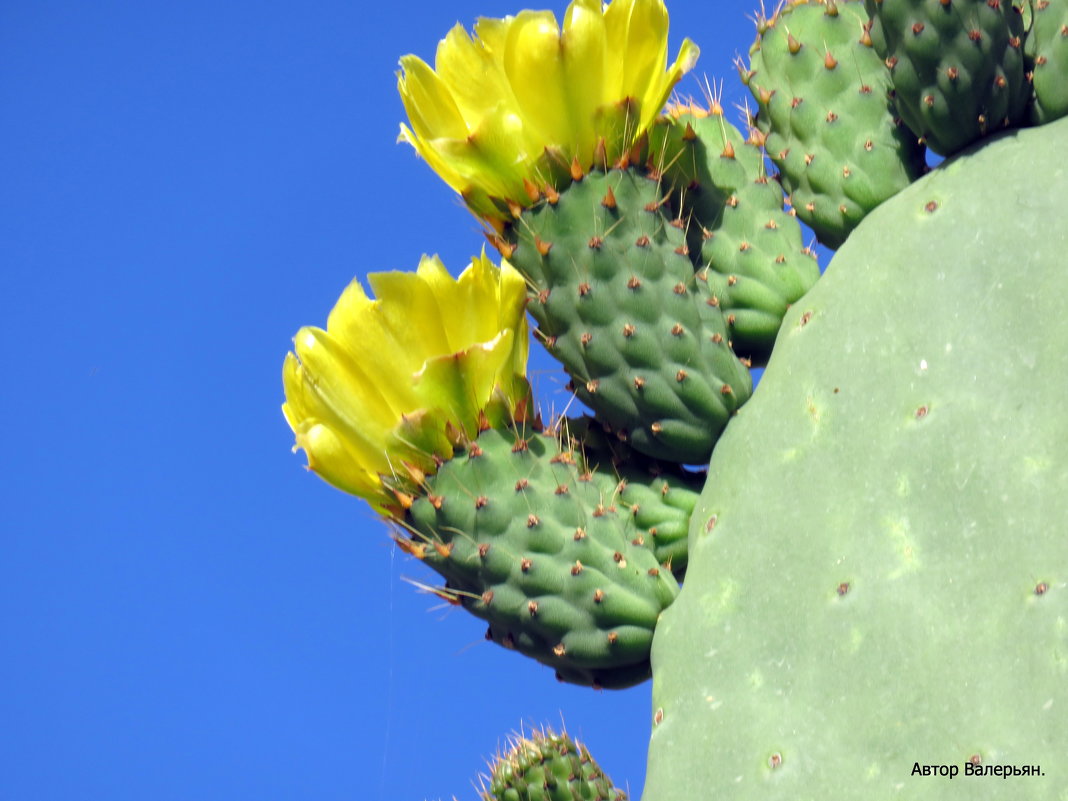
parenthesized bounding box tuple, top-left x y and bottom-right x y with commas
(645, 118, 1068, 799)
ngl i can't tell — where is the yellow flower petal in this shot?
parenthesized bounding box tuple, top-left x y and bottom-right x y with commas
(434, 24, 512, 125)
(435, 107, 535, 199)
(503, 11, 574, 148)
(397, 55, 469, 141)
(605, 0, 667, 101)
(397, 0, 697, 224)
(282, 254, 530, 515)
(561, 0, 609, 161)
(282, 351, 389, 502)
(651, 38, 700, 132)
(397, 122, 467, 196)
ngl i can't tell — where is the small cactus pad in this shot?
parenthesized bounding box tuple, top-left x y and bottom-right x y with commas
(502, 167, 752, 464)
(865, 0, 1030, 155)
(646, 118, 1068, 797)
(649, 112, 821, 362)
(402, 427, 680, 689)
(480, 727, 626, 801)
(746, 0, 927, 249)
(1027, 0, 1068, 124)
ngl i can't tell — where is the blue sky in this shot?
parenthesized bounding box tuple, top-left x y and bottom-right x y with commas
(3, 3, 779, 799)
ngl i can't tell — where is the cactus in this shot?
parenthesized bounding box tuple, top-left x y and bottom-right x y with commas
(500, 166, 752, 464)
(744, 0, 927, 247)
(1027, 0, 1068, 123)
(399, 425, 681, 689)
(281, 251, 702, 687)
(480, 727, 626, 801)
(864, 0, 1030, 155)
(281, 0, 1068, 796)
(645, 116, 1068, 797)
(648, 110, 821, 362)
(563, 416, 704, 574)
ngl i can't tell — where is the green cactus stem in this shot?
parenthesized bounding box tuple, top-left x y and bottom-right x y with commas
(1027, 0, 1068, 124)
(562, 416, 704, 576)
(648, 110, 821, 362)
(645, 117, 1068, 799)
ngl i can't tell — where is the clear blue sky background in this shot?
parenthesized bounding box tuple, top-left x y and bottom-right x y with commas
(2, 3, 800, 800)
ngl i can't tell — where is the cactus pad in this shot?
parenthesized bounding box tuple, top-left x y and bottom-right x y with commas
(746, 0, 926, 248)
(480, 727, 626, 801)
(645, 118, 1068, 798)
(1027, 0, 1068, 124)
(401, 426, 681, 689)
(650, 112, 821, 362)
(564, 416, 704, 575)
(502, 167, 752, 464)
(865, 0, 1030, 155)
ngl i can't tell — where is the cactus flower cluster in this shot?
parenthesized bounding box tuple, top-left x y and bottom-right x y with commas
(396, 0, 698, 224)
(282, 0, 1068, 796)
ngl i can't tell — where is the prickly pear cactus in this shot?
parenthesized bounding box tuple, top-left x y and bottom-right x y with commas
(400, 426, 682, 689)
(645, 118, 1068, 798)
(1027, 0, 1068, 123)
(744, 0, 926, 247)
(648, 110, 821, 362)
(480, 727, 626, 801)
(502, 166, 752, 464)
(864, 0, 1031, 155)
(283, 0, 1068, 795)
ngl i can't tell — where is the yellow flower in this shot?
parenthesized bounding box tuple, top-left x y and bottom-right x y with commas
(397, 0, 699, 223)
(282, 253, 530, 516)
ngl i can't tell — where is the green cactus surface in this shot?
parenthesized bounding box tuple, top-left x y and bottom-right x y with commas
(865, 0, 1030, 155)
(649, 112, 821, 362)
(480, 728, 626, 801)
(400, 425, 681, 689)
(1027, 0, 1068, 123)
(502, 167, 752, 465)
(563, 416, 704, 575)
(745, 0, 927, 248)
(645, 118, 1068, 798)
